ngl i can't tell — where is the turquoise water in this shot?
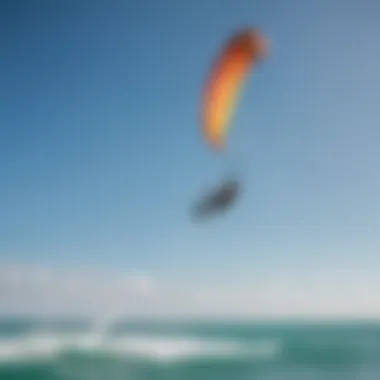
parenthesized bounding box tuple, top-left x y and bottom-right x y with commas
(0, 319, 379, 379)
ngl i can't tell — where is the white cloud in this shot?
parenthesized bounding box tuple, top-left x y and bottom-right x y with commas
(0, 263, 379, 320)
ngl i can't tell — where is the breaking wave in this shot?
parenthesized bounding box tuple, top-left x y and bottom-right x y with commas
(0, 331, 280, 364)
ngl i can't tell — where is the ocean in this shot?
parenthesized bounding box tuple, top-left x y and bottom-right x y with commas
(0, 318, 379, 380)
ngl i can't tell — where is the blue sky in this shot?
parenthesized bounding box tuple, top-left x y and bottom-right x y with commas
(1, 0, 380, 315)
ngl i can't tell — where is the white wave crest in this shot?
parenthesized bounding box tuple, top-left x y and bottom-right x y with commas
(0, 332, 280, 364)
(104, 335, 279, 362)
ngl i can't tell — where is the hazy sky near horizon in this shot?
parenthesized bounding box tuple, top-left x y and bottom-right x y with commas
(1, 0, 380, 316)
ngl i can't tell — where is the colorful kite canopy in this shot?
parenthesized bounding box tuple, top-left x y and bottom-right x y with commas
(202, 29, 269, 151)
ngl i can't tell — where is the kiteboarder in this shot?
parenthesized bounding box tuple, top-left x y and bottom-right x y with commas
(192, 178, 242, 220)
(190, 27, 269, 222)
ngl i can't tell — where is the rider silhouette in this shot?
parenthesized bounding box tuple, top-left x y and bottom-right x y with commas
(192, 177, 241, 220)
